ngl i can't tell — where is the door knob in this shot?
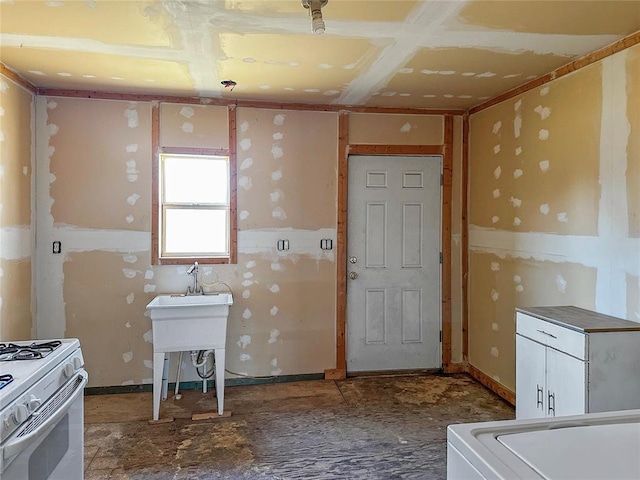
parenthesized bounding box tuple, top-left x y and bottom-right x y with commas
(349, 272, 358, 280)
(349, 256, 358, 264)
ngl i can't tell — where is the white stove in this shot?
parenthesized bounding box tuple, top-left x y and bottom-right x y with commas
(0, 339, 87, 479)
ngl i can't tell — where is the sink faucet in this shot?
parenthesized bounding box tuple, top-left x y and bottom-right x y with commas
(186, 262, 203, 295)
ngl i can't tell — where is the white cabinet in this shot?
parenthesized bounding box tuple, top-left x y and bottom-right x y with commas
(516, 306, 640, 420)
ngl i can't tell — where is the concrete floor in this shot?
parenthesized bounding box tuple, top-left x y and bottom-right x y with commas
(84, 374, 514, 479)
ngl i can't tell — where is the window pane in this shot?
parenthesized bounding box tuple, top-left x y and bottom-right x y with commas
(163, 156, 228, 204)
(164, 209, 228, 255)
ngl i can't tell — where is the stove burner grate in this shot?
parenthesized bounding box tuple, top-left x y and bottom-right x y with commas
(0, 341, 62, 361)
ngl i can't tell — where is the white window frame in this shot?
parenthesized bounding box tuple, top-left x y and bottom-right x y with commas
(153, 146, 237, 265)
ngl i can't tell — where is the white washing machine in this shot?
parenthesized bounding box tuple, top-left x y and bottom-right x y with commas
(447, 409, 640, 479)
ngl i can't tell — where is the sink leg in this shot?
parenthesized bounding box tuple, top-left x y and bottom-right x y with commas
(214, 348, 225, 415)
(153, 352, 166, 421)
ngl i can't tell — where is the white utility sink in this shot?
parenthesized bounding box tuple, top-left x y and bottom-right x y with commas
(146, 293, 234, 421)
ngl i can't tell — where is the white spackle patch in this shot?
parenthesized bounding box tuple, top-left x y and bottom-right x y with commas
(269, 284, 280, 294)
(493, 144, 500, 154)
(143, 329, 153, 343)
(540, 204, 550, 215)
(475, 71, 495, 78)
(0, 131, 5, 142)
(242, 290, 250, 299)
(124, 108, 139, 128)
(246, 260, 256, 269)
(270, 190, 283, 202)
(123, 254, 137, 263)
(271, 169, 283, 181)
(514, 99, 522, 111)
(273, 132, 283, 140)
(143, 360, 153, 369)
(243, 272, 254, 279)
(240, 354, 252, 362)
(539, 160, 550, 172)
(513, 169, 523, 179)
(126, 193, 140, 205)
(514, 115, 522, 138)
(398, 67, 414, 74)
(490, 262, 500, 272)
(513, 217, 522, 226)
(491, 216, 499, 224)
(274, 114, 286, 126)
(126, 293, 135, 304)
(492, 121, 501, 134)
(515, 147, 522, 156)
(491, 289, 499, 302)
(492, 323, 499, 331)
(240, 121, 250, 133)
(239, 176, 253, 190)
(180, 106, 195, 118)
(492, 189, 501, 199)
(0, 79, 8, 92)
(271, 368, 283, 376)
(324, 90, 340, 96)
(237, 335, 251, 349)
(534, 105, 551, 120)
(241, 280, 255, 287)
(47, 100, 57, 109)
(145, 269, 154, 280)
(123, 352, 133, 363)
(271, 358, 278, 367)
(125, 215, 134, 223)
(510, 197, 522, 208)
(515, 284, 524, 292)
(556, 275, 567, 293)
(239, 138, 252, 151)
(48, 123, 59, 136)
(260, 85, 271, 90)
(23, 166, 28, 175)
(0, 107, 4, 116)
(400, 122, 412, 133)
(270, 306, 279, 316)
(240, 157, 254, 170)
(268, 329, 280, 344)
(271, 262, 284, 272)
(540, 86, 550, 96)
(272, 207, 287, 219)
(239, 210, 250, 220)
(490, 347, 499, 358)
(126, 159, 139, 182)
(271, 144, 283, 159)
(126, 144, 138, 153)
(122, 268, 138, 279)
(538, 129, 549, 140)
(513, 275, 522, 284)
(462, 72, 476, 76)
(557, 212, 569, 223)
(144, 284, 157, 293)
(493, 166, 501, 179)
(181, 122, 194, 133)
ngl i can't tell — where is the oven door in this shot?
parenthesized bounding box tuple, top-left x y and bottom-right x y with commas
(0, 371, 87, 480)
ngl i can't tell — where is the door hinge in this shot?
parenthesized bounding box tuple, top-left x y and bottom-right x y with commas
(440, 173, 443, 186)
(439, 252, 443, 264)
(439, 330, 443, 343)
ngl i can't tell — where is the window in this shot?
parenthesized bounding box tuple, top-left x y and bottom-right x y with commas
(153, 149, 236, 264)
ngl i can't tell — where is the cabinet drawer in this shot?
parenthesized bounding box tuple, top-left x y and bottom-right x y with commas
(516, 312, 586, 359)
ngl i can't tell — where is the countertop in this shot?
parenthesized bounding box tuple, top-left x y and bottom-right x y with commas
(516, 305, 640, 333)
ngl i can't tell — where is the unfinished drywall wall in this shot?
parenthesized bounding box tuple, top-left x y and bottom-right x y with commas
(0, 74, 33, 341)
(468, 43, 640, 393)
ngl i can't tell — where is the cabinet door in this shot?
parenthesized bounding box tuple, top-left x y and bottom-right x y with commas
(516, 334, 546, 419)
(546, 348, 587, 417)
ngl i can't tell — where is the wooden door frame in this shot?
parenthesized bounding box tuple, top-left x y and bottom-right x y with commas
(326, 112, 454, 379)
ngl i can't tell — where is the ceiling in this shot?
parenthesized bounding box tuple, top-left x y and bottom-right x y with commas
(1, 0, 639, 110)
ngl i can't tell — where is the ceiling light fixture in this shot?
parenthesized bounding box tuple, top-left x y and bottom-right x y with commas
(301, 0, 328, 34)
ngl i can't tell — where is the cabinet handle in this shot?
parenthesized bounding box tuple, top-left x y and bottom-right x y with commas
(537, 329, 557, 339)
(548, 391, 556, 416)
(536, 384, 544, 409)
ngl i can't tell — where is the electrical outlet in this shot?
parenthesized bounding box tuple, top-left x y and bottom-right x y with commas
(53, 241, 62, 254)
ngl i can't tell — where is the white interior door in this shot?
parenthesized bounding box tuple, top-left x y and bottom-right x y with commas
(346, 155, 441, 372)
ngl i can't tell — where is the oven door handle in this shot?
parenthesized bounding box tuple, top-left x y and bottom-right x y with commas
(2, 371, 87, 462)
